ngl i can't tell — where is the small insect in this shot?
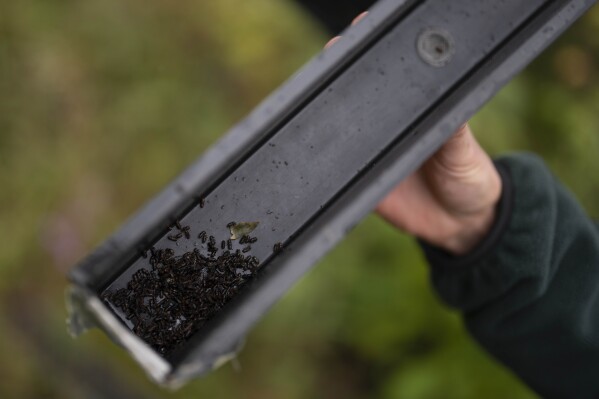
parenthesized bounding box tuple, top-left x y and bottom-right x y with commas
(198, 231, 207, 243)
(221, 240, 226, 250)
(175, 220, 182, 230)
(249, 237, 258, 244)
(226, 221, 236, 228)
(168, 232, 184, 241)
(227, 239, 233, 250)
(273, 242, 283, 253)
(239, 235, 248, 244)
(199, 196, 205, 208)
(242, 246, 251, 253)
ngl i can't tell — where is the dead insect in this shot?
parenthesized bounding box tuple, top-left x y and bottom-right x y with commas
(229, 221, 259, 240)
(198, 231, 207, 243)
(249, 237, 258, 244)
(242, 246, 251, 253)
(227, 239, 233, 250)
(163, 248, 175, 258)
(199, 196, 206, 208)
(175, 220, 182, 230)
(273, 242, 283, 253)
(221, 240, 226, 250)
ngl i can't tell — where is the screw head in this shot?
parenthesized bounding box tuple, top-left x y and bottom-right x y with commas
(417, 28, 455, 67)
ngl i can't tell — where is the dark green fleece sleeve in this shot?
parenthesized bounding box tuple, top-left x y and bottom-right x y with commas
(420, 152, 599, 399)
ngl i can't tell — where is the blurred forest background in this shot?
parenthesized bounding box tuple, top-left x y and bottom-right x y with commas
(1, 1, 599, 398)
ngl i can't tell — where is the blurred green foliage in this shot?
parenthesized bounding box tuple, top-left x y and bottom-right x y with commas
(1, 1, 598, 398)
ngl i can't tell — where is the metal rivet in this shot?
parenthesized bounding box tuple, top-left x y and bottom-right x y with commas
(417, 28, 455, 67)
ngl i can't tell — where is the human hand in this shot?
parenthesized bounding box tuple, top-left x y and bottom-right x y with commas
(376, 124, 502, 255)
(326, 14, 502, 256)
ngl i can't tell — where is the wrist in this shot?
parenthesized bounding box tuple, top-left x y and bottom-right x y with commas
(418, 160, 513, 268)
(441, 205, 498, 255)
(430, 160, 504, 256)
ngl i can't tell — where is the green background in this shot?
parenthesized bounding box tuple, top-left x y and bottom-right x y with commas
(1, 1, 599, 398)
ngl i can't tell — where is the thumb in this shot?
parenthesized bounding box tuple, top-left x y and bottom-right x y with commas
(429, 124, 482, 178)
(424, 123, 501, 216)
